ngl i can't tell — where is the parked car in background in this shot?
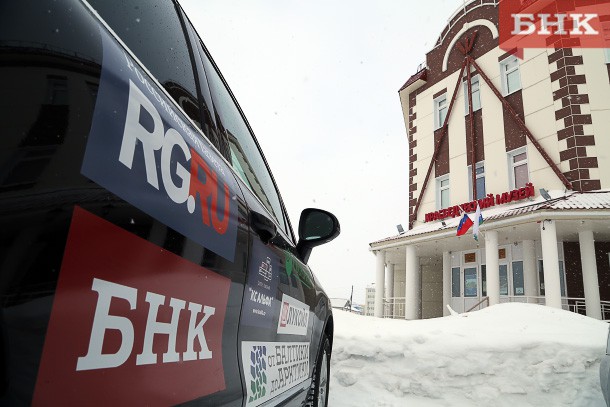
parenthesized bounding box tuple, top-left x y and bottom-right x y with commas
(0, 0, 339, 405)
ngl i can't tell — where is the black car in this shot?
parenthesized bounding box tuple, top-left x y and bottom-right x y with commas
(0, 1, 339, 405)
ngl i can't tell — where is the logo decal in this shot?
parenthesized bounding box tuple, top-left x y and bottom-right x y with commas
(33, 207, 230, 405)
(241, 240, 280, 328)
(242, 341, 310, 407)
(82, 30, 238, 260)
(277, 294, 310, 336)
(499, 0, 610, 58)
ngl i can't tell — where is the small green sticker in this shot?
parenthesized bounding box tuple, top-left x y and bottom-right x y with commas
(283, 252, 313, 289)
(285, 254, 294, 277)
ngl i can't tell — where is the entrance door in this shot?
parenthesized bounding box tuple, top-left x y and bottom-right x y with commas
(463, 267, 479, 312)
(499, 264, 509, 297)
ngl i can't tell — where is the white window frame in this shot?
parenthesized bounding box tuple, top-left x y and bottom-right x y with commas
(436, 174, 450, 210)
(463, 74, 482, 115)
(500, 56, 522, 96)
(467, 161, 486, 200)
(507, 146, 529, 190)
(434, 93, 448, 130)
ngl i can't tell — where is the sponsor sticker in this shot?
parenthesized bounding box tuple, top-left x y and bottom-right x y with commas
(277, 294, 310, 336)
(242, 341, 310, 406)
(81, 29, 238, 261)
(499, 0, 610, 58)
(241, 239, 280, 328)
(32, 207, 230, 405)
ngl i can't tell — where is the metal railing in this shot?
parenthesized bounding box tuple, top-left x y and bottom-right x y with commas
(466, 297, 489, 312)
(381, 296, 610, 320)
(498, 296, 587, 314)
(602, 301, 610, 321)
(383, 297, 405, 319)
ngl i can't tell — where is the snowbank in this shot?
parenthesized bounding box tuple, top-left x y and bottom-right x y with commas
(329, 303, 608, 406)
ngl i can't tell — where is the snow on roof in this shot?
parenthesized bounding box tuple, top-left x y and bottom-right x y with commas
(370, 190, 610, 246)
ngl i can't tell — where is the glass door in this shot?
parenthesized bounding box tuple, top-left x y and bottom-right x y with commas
(464, 267, 478, 298)
(499, 264, 509, 296)
(463, 267, 479, 312)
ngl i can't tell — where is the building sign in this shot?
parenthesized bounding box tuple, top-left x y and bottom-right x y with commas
(499, 248, 507, 260)
(424, 183, 535, 223)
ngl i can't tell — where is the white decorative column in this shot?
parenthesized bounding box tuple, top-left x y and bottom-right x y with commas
(540, 220, 562, 309)
(522, 240, 538, 297)
(579, 230, 602, 319)
(485, 230, 500, 306)
(386, 263, 395, 300)
(443, 251, 451, 316)
(405, 245, 420, 320)
(374, 251, 386, 318)
(386, 263, 395, 318)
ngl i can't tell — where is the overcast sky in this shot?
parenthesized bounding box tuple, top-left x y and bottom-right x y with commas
(181, 0, 466, 303)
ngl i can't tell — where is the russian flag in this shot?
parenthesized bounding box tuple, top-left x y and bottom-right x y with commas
(456, 212, 473, 236)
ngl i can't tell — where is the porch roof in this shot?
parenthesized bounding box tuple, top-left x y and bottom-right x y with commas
(370, 190, 610, 248)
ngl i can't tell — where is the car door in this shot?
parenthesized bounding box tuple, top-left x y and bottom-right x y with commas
(193, 36, 318, 406)
(8, 0, 251, 405)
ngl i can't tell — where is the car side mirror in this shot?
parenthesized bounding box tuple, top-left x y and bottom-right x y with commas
(296, 208, 340, 264)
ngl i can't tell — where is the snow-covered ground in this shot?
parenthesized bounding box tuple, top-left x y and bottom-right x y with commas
(329, 304, 608, 406)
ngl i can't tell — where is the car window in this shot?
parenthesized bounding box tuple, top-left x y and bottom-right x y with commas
(87, 0, 201, 129)
(199, 48, 289, 234)
(181, 15, 232, 159)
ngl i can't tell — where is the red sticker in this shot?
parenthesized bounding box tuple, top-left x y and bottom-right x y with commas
(33, 207, 230, 406)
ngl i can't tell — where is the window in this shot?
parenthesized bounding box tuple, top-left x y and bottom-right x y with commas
(200, 50, 289, 234)
(500, 56, 522, 95)
(538, 260, 566, 297)
(89, 0, 201, 127)
(46, 76, 68, 105)
(434, 93, 448, 130)
(463, 74, 481, 114)
(436, 175, 450, 209)
(508, 147, 529, 189)
(605, 49, 610, 63)
(452, 267, 461, 297)
(468, 162, 486, 200)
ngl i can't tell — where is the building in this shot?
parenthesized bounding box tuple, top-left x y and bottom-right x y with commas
(369, 0, 610, 320)
(364, 285, 376, 316)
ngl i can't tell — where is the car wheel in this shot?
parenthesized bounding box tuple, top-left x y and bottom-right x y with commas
(313, 335, 331, 407)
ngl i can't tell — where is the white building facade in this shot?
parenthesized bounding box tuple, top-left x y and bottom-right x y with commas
(370, 1, 610, 320)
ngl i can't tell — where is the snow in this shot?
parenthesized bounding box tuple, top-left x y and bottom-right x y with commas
(329, 304, 608, 406)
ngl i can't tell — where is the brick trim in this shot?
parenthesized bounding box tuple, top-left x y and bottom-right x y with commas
(408, 92, 418, 228)
(549, 47, 600, 192)
(433, 88, 448, 99)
